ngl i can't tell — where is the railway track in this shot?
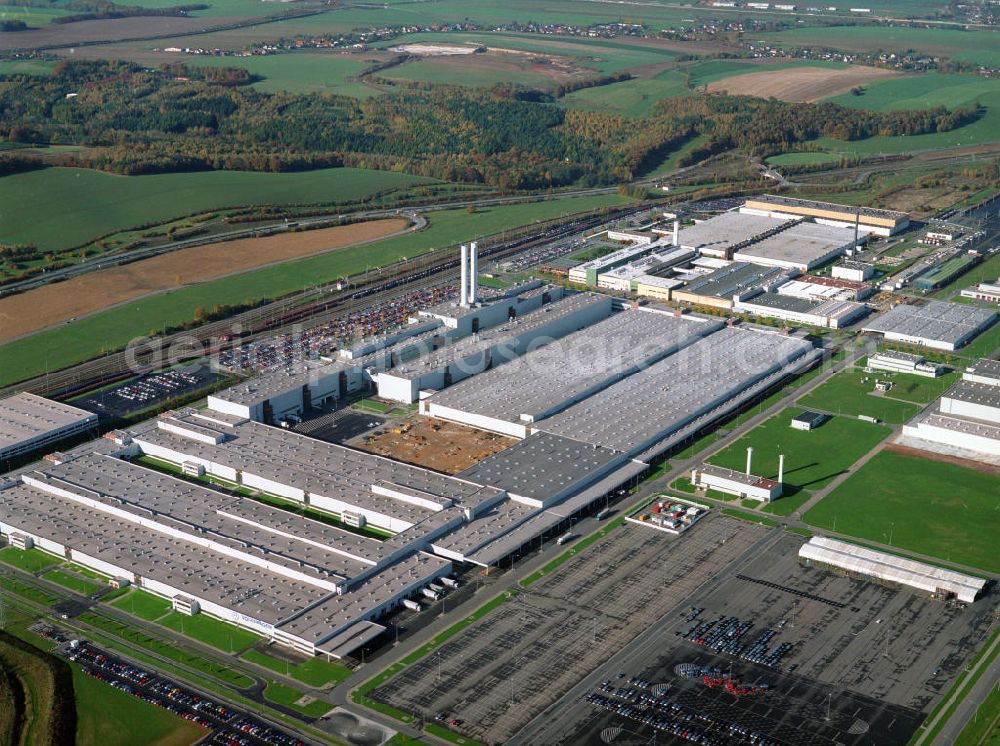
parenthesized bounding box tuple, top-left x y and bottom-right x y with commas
(1, 206, 636, 400)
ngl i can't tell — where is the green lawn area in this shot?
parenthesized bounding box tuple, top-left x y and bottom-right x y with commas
(560, 69, 690, 117)
(870, 367, 960, 404)
(803, 451, 1000, 573)
(954, 679, 1000, 745)
(71, 663, 204, 746)
(0, 193, 629, 388)
(796, 367, 923, 423)
(263, 681, 332, 718)
(0, 575, 59, 605)
(42, 569, 103, 596)
(0, 546, 61, 573)
(721, 508, 776, 527)
(707, 408, 893, 497)
(159, 611, 261, 653)
(188, 54, 375, 96)
(242, 648, 351, 686)
(79, 612, 256, 688)
(937, 250, 1000, 299)
(111, 589, 173, 621)
(0, 166, 436, 251)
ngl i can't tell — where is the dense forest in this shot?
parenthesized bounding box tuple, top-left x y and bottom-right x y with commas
(0, 60, 983, 188)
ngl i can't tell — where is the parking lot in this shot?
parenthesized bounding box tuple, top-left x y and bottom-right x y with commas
(76, 364, 223, 419)
(31, 624, 310, 746)
(534, 532, 996, 746)
(370, 516, 770, 744)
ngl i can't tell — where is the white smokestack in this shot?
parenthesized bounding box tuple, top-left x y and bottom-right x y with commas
(673, 220, 679, 247)
(459, 244, 469, 307)
(746, 447, 753, 476)
(469, 241, 479, 305)
(778, 454, 784, 483)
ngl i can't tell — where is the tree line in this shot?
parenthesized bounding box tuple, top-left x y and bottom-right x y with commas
(0, 59, 983, 188)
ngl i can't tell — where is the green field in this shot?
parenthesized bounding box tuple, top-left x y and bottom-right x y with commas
(373, 31, 680, 75)
(796, 367, 923, 423)
(43, 569, 103, 596)
(0, 4, 71, 25)
(188, 54, 376, 96)
(815, 73, 1000, 155)
(0, 167, 436, 251)
(955, 681, 1000, 745)
(385, 57, 556, 89)
(111, 588, 173, 621)
(862, 366, 959, 404)
(686, 58, 846, 88)
(242, 648, 352, 686)
(72, 663, 203, 746)
(0, 194, 629, 387)
(159, 611, 261, 653)
(757, 26, 1000, 68)
(560, 69, 689, 117)
(0, 58, 58, 76)
(803, 451, 1000, 573)
(263, 681, 332, 717)
(765, 151, 842, 167)
(0, 546, 61, 573)
(707, 409, 892, 498)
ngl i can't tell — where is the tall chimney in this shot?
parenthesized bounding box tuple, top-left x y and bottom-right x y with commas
(778, 454, 784, 483)
(459, 244, 469, 307)
(469, 241, 479, 305)
(746, 446, 753, 476)
(673, 220, 679, 247)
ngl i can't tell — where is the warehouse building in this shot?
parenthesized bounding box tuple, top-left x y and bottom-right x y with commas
(535, 326, 820, 460)
(799, 537, 986, 603)
(423, 309, 724, 438)
(776, 275, 874, 302)
(691, 463, 782, 501)
(595, 247, 696, 292)
(742, 195, 909, 236)
(635, 274, 685, 301)
(672, 262, 794, 310)
(0, 393, 98, 462)
(832, 261, 875, 282)
(862, 301, 996, 351)
(567, 243, 660, 286)
(960, 280, 1000, 304)
(902, 359, 1000, 458)
(867, 351, 944, 378)
(735, 292, 869, 328)
(915, 254, 979, 291)
(732, 220, 855, 271)
(374, 293, 612, 403)
(675, 212, 795, 259)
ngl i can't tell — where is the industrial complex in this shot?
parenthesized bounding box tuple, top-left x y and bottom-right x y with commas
(1, 191, 997, 746)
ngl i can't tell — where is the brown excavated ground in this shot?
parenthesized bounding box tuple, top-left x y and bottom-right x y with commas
(886, 443, 1000, 477)
(706, 65, 898, 102)
(0, 218, 407, 343)
(350, 415, 515, 474)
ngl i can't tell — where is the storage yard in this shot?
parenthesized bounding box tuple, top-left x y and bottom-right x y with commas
(349, 414, 516, 474)
(522, 533, 995, 746)
(370, 516, 768, 744)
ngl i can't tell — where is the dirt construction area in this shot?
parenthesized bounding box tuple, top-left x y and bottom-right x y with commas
(706, 65, 898, 102)
(370, 516, 770, 744)
(0, 218, 407, 343)
(348, 414, 515, 474)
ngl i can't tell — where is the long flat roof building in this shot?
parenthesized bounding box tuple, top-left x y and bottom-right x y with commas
(672, 262, 794, 310)
(735, 292, 869, 328)
(423, 309, 724, 438)
(675, 212, 792, 258)
(743, 195, 909, 236)
(861, 301, 996, 351)
(733, 220, 854, 271)
(799, 537, 985, 603)
(0, 393, 98, 462)
(535, 326, 819, 459)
